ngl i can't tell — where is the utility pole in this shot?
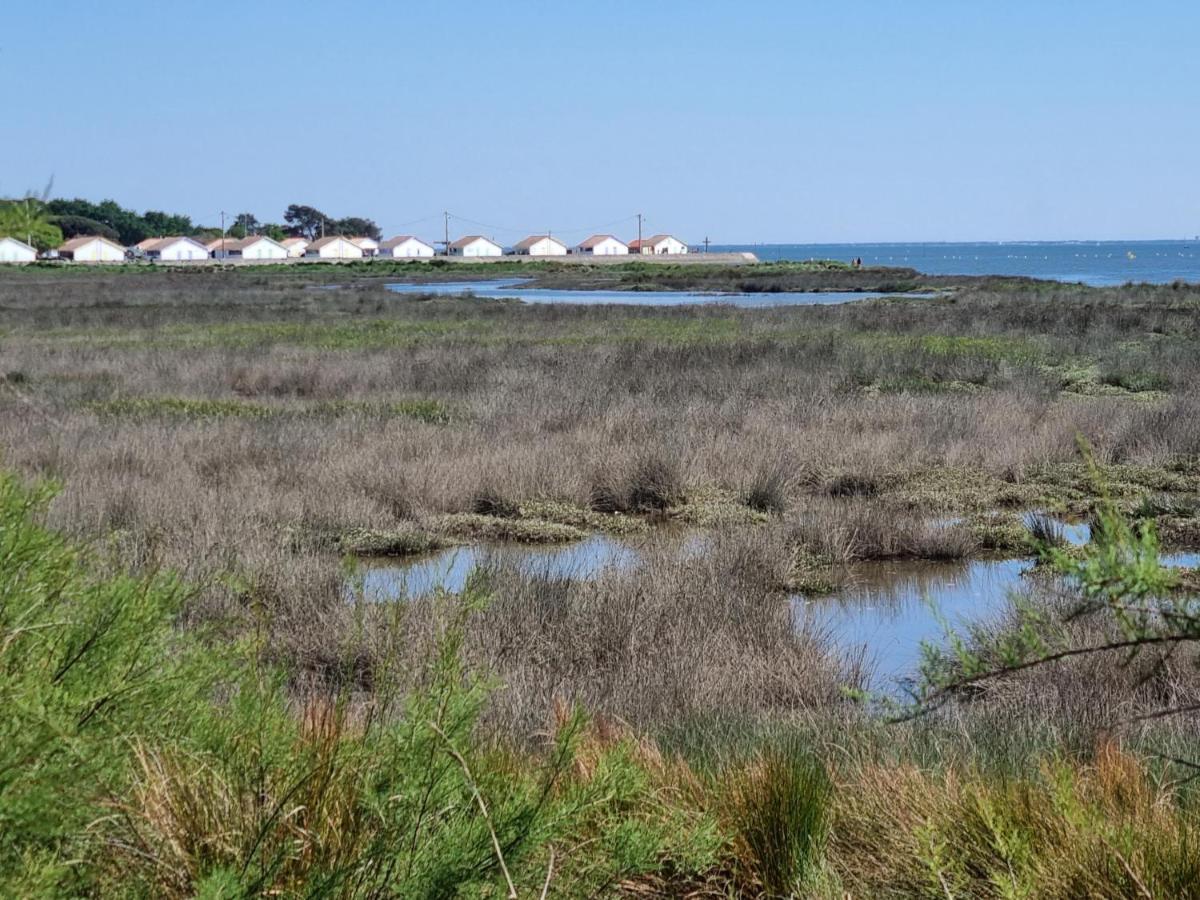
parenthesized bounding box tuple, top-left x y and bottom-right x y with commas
(637, 213, 642, 255)
(703, 236, 711, 254)
(220, 211, 225, 260)
(444, 211, 450, 256)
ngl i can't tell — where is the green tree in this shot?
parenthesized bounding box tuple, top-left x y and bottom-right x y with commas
(142, 210, 193, 237)
(53, 215, 119, 242)
(0, 198, 63, 250)
(283, 204, 333, 240)
(233, 212, 260, 234)
(47, 198, 148, 245)
(335, 216, 381, 240)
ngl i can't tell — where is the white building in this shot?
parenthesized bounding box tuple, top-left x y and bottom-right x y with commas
(223, 235, 289, 261)
(305, 236, 364, 259)
(629, 234, 689, 255)
(281, 237, 308, 258)
(574, 234, 629, 256)
(0, 236, 37, 263)
(142, 236, 210, 261)
(512, 235, 568, 256)
(379, 235, 435, 258)
(350, 237, 379, 257)
(204, 236, 230, 258)
(448, 235, 502, 257)
(58, 235, 127, 262)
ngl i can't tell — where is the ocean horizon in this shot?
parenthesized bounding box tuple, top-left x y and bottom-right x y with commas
(709, 239, 1200, 286)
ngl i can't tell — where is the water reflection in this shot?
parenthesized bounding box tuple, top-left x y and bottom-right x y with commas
(353, 527, 1200, 692)
(386, 278, 934, 308)
(357, 534, 641, 602)
(794, 559, 1029, 692)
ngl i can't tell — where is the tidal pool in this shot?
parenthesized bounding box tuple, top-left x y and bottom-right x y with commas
(353, 528, 1199, 693)
(386, 278, 935, 308)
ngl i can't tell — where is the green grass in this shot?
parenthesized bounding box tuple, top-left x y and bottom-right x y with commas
(87, 395, 454, 424)
(0, 469, 730, 896)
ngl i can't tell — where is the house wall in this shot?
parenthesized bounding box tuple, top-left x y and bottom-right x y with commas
(578, 238, 628, 256)
(0, 239, 36, 263)
(155, 239, 208, 261)
(385, 240, 435, 258)
(241, 239, 288, 260)
(518, 238, 567, 256)
(452, 239, 501, 257)
(73, 239, 126, 262)
(307, 239, 364, 259)
(655, 237, 688, 255)
(283, 242, 308, 258)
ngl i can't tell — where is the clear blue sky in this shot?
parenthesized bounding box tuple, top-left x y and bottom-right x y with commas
(4, 1, 1197, 243)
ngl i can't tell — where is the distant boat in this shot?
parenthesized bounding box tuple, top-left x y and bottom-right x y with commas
(1127, 250, 1136, 260)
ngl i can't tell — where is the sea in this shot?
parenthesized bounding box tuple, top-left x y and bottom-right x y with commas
(708, 240, 1200, 286)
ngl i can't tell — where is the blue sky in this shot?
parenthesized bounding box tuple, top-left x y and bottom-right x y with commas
(4, 1, 1197, 243)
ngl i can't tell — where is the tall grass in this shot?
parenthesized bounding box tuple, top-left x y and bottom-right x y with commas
(726, 748, 832, 896)
(5, 465, 1200, 895)
(0, 471, 732, 895)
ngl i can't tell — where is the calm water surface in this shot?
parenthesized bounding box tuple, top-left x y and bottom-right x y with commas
(355, 523, 1200, 694)
(712, 240, 1200, 286)
(386, 278, 930, 307)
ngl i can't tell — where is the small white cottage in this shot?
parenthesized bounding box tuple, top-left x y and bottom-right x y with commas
(58, 235, 127, 262)
(448, 235, 502, 258)
(205, 236, 232, 258)
(379, 235, 435, 258)
(224, 236, 289, 261)
(574, 234, 629, 256)
(305, 236, 365, 259)
(0, 236, 38, 263)
(281, 237, 308, 258)
(142, 236, 210, 261)
(628, 234, 689, 255)
(350, 237, 379, 257)
(512, 235, 568, 257)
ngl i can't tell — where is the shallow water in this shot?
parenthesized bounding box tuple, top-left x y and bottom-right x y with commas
(356, 534, 642, 602)
(385, 278, 932, 308)
(354, 528, 1200, 693)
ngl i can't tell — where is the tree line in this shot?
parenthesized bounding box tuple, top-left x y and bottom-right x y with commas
(0, 196, 381, 250)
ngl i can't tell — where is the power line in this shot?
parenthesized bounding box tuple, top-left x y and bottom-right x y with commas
(443, 211, 642, 241)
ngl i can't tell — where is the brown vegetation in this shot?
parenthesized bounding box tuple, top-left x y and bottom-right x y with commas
(1, 268, 1200, 736)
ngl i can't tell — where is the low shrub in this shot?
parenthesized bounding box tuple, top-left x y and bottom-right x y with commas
(471, 485, 520, 519)
(743, 463, 790, 514)
(826, 473, 878, 498)
(726, 747, 832, 896)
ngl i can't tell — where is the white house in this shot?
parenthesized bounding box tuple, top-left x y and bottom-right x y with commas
(142, 236, 210, 261)
(58, 235, 127, 262)
(223, 235, 289, 261)
(628, 234, 689, 255)
(0, 236, 37, 263)
(350, 236, 379, 257)
(574, 234, 629, 256)
(512, 235, 568, 257)
(305, 236, 364, 259)
(281, 237, 308, 258)
(448, 235, 502, 258)
(379, 235, 435, 258)
(205, 236, 234, 258)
